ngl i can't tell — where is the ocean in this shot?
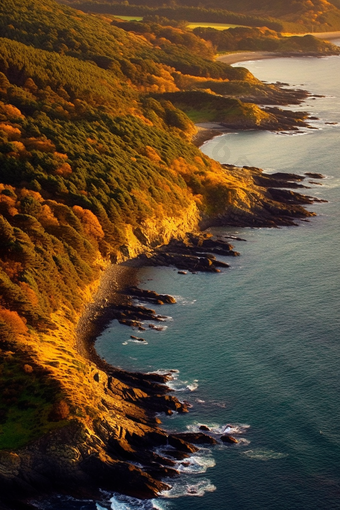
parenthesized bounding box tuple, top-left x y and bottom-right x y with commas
(42, 48, 340, 509)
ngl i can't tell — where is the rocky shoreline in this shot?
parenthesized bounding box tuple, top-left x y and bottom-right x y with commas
(6, 169, 321, 510)
(0, 63, 328, 509)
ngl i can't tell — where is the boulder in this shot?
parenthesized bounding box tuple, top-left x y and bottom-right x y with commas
(167, 435, 199, 453)
(220, 434, 238, 444)
(171, 432, 217, 445)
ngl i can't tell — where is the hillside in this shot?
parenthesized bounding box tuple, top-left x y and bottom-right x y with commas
(0, 0, 327, 508)
(59, 0, 340, 32)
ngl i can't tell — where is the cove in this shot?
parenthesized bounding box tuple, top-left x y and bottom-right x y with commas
(44, 51, 340, 510)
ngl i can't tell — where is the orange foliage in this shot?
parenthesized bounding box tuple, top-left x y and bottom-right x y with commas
(141, 145, 162, 163)
(0, 123, 21, 140)
(170, 157, 199, 177)
(130, 111, 153, 126)
(38, 204, 59, 227)
(10, 141, 26, 153)
(0, 307, 28, 335)
(24, 137, 55, 152)
(19, 282, 39, 307)
(54, 162, 72, 176)
(0, 103, 23, 119)
(193, 156, 205, 167)
(0, 260, 24, 280)
(72, 206, 104, 239)
(24, 78, 38, 94)
(54, 152, 68, 160)
(0, 193, 19, 216)
(19, 189, 43, 202)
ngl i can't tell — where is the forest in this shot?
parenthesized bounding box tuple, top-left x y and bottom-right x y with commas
(60, 0, 340, 32)
(0, 0, 338, 506)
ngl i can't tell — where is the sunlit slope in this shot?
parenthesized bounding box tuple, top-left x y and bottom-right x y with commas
(0, 0, 322, 505)
(59, 0, 340, 31)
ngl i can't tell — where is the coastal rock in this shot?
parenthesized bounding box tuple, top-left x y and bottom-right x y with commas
(220, 434, 238, 444)
(171, 432, 218, 445)
(125, 286, 176, 305)
(199, 425, 210, 431)
(137, 234, 237, 272)
(130, 336, 146, 342)
(305, 172, 325, 179)
(168, 435, 199, 453)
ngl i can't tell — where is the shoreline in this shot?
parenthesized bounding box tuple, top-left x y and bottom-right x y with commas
(197, 46, 340, 145)
(58, 44, 334, 508)
(216, 33, 340, 65)
(76, 262, 139, 364)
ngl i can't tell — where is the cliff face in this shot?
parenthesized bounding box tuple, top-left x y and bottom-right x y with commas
(0, 1, 327, 507)
(0, 165, 323, 508)
(0, 204, 200, 506)
(117, 201, 200, 261)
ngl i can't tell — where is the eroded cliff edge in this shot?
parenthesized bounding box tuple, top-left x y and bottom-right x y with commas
(0, 168, 324, 509)
(0, 1, 331, 507)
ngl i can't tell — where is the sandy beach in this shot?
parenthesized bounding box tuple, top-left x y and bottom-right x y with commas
(217, 51, 278, 65)
(216, 31, 340, 65)
(76, 262, 139, 363)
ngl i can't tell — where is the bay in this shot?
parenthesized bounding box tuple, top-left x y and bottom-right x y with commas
(43, 50, 340, 510)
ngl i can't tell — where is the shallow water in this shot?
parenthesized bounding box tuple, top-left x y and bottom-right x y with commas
(42, 52, 340, 510)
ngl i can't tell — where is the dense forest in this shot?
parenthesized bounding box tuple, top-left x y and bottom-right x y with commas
(60, 0, 340, 32)
(0, 0, 337, 507)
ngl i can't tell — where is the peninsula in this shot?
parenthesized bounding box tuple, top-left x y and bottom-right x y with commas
(0, 0, 336, 508)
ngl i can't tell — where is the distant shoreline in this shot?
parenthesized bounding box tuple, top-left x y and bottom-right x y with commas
(194, 42, 340, 145)
(216, 31, 340, 65)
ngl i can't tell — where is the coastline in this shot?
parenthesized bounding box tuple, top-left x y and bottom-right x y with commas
(66, 46, 328, 508)
(216, 50, 278, 65)
(216, 33, 340, 65)
(196, 46, 340, 145)
(76, 262, 139, 364)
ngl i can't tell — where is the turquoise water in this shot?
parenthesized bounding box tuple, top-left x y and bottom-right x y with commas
(44, 52, 340, 509)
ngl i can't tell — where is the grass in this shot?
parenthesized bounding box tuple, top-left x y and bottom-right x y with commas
(0, 352, 66, 450)
(113, 15, 143, 21)
(188, 22, 246, 30)
(113, 17, 246, 30)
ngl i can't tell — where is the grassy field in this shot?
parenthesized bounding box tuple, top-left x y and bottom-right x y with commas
(113, 15, 143, 21)
(114, 17, 246, 29)
(188, 22, 246, 30)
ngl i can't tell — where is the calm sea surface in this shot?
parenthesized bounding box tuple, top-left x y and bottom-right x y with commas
(43, 48, 340, 510)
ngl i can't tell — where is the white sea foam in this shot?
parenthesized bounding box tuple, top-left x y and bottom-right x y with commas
(122, 339, 148, 345)
(160, 479, 216, 498)
(175, 450, 216, 475)
(242, 449, 288, 461)
(167, 377, 199, 392)
(107, 493, 168, 510)
(187, 422, 250, 437)
(222, 423, 251, 435)
(173, 295, 197, 305)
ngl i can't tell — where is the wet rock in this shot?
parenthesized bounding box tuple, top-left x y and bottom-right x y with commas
(167, 435, 199, 453)
(220, 434, 238, 444)
(126, 286, 176, 305)
(171, 432, 217, 445)
(305, 172, 325, 179)
(130, 336, 146, 342)
(149, 324, 164, 331)
(165, 450, 190, 460)
(199, 425, 210, 432)
(137, 234, 239, 273)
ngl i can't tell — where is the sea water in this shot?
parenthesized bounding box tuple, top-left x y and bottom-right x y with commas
(42, 49, 340, 509)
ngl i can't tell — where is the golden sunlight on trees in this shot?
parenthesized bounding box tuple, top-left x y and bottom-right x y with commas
(0, 307, 28, 336)
(72, 206, 105, 240)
